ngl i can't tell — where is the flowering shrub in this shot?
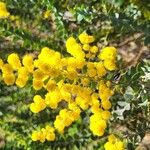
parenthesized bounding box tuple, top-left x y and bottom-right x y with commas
(0, 32, 124, 148)
(0, 0, 149, 149)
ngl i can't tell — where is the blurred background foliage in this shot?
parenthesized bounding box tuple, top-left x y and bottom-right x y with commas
(0, 0, 150, 149)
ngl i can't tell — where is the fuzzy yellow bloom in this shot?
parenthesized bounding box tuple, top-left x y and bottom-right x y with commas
(33, 79, 43, 90)
(104, 59, 117, 71)
(38, 62, 51, 75)
(91, 103, 101, 114)
(75, 96, 89, 110)
(95, 62, 107, 77)
(22, 54, 34, 72)
(67, 68, 78, 80)
(90, 46, 98, 53)
(101, 111, 111, 120)
(46, 132, 55, 141)
(31, 125, 55, 143)
(81, 78, 89, 86)
(99, 80, 114, 101)
(3, 73, 15, 85)
(45, 90, 61, 109)
(66, 37, 85, 59)
(38, 47, 54, 60)
(102, 100, 112, 110)
(15, 76, 28, 88)
(90, 113, 107, 136)
(18, 67, 29, 76)
(45, 79, 57, 92)
(79, 32, 95, 44)
(83, 44, 90, 51)
(67, 57, 85, 69)
(54, 117, 65, 134)
(31, 131, 39, 141)
(7, 53, 21, 70)
(30, 95, 46, 113)
(33, 69, 45, 80)
(87, 68, 97, 77)
(104, 134, 124, 150)
(66, 37, 76, 49)
(48, 67, 60, 77)
(1, 63, 13, 74)
(0, 2, 10, 18)
(54, 108, 80, 133)
(99, 46, 117, 61)
(23, 54, 33, 66)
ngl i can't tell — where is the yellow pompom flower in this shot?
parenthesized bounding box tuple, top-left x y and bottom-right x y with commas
(45, 90, 61, 109)
(22, 54, 34, 72)
(81, 78, 89, 86)
(31, 131, 39, 141)
(18, 67, 29, 76)
(95, 62, 107, 77)
(101, 111, 111, 120)
(75, 96, 89, 110)
(99, 80, 114, 101)
(1, 63, 13, 74)
(66, 37, 85, 59)
(101, 100, 112, 110)
(104, 59, 117, 71)
(67, 68, 78, 80)
(69, 44, 85, 59)
(66, 37, 76, 50)
(99, 46, 117, 60)
(30, 95, 46, 113)
(38, 62, 51, 75)
(0, 2, 10, 19)
(33, 69, 45, 80)
(54, 117, 65, 134)
(104, 134, 124, 150)
(87, 68, 97, 77)
(91, 103, 101, 114)
(90, 46, 98, 53)
(7, 53, 21, 70)
(45, 79, 57, 92)
(83, 44, 90, 51)
(79, 32, 95, 44)
(46, 132, 55, 141)
(31, 131, 45, 143)
(3, 73, 15, 85)
(90, 114, 107, 136)
(38, 47, 55, 62)
(33, 79, 43, 90)
(15, 76, 28, 88)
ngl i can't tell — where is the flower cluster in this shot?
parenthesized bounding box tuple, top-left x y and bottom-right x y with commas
(54, 107, 81, 134)
(104, 134, 124, 150)
(0, 32, 124, 147)
(31, 125, 55, 143)
(30, 95, 46, 113)
(0, 2, 10, 18)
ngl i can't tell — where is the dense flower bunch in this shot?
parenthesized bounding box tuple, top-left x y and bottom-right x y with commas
(0, 32, 124, 148)
(104, 134, 124, 150)
(0, 2, 10, 18)
(31, 125, 55, 142)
